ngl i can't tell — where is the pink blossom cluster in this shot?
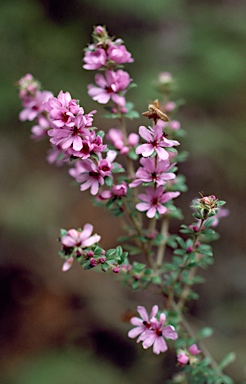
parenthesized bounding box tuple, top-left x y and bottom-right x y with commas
(128, 305, 178, 355)
(132, 124, 180, 217)
(43, 90, 105, 160)
(17, 73, 53, 140)
(83, 25, 133, 71)
(83, 26, 133, 108)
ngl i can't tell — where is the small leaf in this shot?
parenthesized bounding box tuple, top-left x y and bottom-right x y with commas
(218, 352, 236, 370)
(197, 327, 213, 339)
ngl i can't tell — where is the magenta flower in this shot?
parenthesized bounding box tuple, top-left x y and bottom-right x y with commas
(83, 47, 107, 70)
(44, 90, 83, 128)
(69, 152, 115, 195)
(128, 305, 158, 340)
(61, 224, 101, 248)
(136, 186, 180, 218)
(129, 157, 176, 188)
(139, 313, 178, 355)
(88, 69, 131, 107)
(107, 42, 134, 64)
(69, 159, 105, 195)
(45, 91, 97, 154)
(136, 125, 179, 160)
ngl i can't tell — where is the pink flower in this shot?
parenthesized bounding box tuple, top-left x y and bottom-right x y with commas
(106, 128, 139, 154)
(88, 69, 131, 107)
(62, 257, 74, 272)
(128, 305, 158, 340)
(69, 159, 104, 195)
(61, 224, 101, 249)
(129, 157, 176, 188)
(139, 313, 178, 355)
(136, 186, 180, 218)
(177, 352, 189, 365)
(136, 125, 179, 160)
(44, 90, 83, 128)
(46, 145, 70, 166)
(19, 90, 53, 122)
(83, 47, 107, 70)
(107, 42, 134, 64)
(69, 152, 115, 195)
(30, 114, 51, 140)
(128, 305, 178, 355)
(112, 182, 127, 196)
(189, 344, 201, 356)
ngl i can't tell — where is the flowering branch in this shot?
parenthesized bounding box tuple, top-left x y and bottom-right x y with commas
(16, 25, 233, 383)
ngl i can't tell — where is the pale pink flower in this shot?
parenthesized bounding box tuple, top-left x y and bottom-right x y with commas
(128, 305, 178, 355)
(107, 42, 134, 64)
(129, 157, 176, 188)
(46, 145, 70, 166)
(31, 115, 51, 140)
(128, 305, 158, 340)
(136, 186, 180, 218)
(62, 257, 74, 272)
(61, 224, 101, 249)
(189, 344, 201, 356)
(136, 125, 179, 160)
(69, 159, 104, 195)
(177, 352, 189, 365)
(69, 152, 115, 195)
(88, 69, 131, 107)
(164, 101, 176, 112)
(139, 313, 178, 355)
(19, 90, 53, 122)
(83, 47, 107, 70)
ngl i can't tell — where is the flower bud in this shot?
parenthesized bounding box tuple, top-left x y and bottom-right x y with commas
(177, 352, 189, 366)
(90, 257, 98, 267)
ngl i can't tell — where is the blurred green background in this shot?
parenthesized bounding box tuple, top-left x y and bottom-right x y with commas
(1, 0, 246, 382)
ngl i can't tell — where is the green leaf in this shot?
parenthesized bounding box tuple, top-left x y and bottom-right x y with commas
(151, 275, 162, 285)
(218, 352, 236, 370)
(60, 228, 67, 237)
(125, 110, 140, 119)
(197, 327, 213, 339)
(105, 176, 113, 187)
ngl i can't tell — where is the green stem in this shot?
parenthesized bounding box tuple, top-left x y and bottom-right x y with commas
(156, 217, 169, 268)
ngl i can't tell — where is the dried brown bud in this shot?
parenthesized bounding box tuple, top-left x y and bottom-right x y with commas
(142, 99, 169, 124)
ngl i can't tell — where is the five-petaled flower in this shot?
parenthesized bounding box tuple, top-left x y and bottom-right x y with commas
(136, 125, 179, 160)
(128, 305, 178, 355)
(136, 186, 180, 218)
(88, 69, 131, 107)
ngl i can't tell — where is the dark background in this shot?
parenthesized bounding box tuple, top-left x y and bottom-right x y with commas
(1, 0, 246, 382)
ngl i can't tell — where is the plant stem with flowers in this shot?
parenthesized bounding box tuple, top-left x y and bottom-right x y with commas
(16, 25, 234, 384)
